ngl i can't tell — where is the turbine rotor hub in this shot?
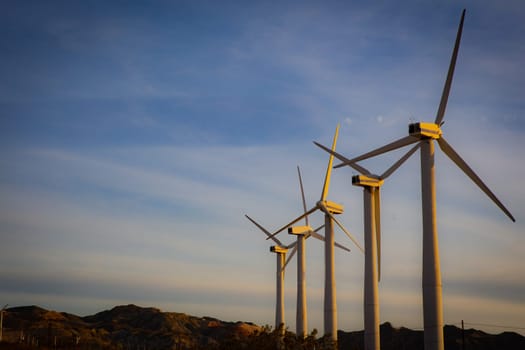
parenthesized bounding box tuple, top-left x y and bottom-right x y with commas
(317, 200, 344, 215)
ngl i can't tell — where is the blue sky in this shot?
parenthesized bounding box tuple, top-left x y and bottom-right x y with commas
(1, 0, 524, 335)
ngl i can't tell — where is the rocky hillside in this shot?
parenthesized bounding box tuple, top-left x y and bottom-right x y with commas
(0, 304, 523, 349)
(0, 304, 260, 349)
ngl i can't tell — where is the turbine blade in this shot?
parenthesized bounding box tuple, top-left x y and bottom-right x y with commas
(309, 225, 350, 252)
(297, 166, 309, 226)
(435, 9, 466, 126)
(335, 241, 351, 252)
(321, 124, 340, 201)
(327, 211, 365, 253)
(309, 230, 325, 242)
(334, 136, 419, 168)
(286, 241, 298, 250)
(437, 137, 515, 222)
(266, 206, 320, 240)
(282, 246, 297, 271)
(374, 189, 381, 282)
(245, 214, 284, 246)
(380, 143, 421, 179)
(313, 141, 372, 176)
(306, 225, 325, 239)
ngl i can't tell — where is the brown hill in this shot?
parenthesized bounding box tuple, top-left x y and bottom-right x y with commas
(1, 305, 524, 349)
(1, 304, 261, 349)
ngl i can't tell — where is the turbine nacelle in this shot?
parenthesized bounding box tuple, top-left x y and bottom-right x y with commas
(409, 122, 442, 139)
(317, 200, 344, 215)
(270, 245, 288, 254)
(288, 225, 313, 235)
(352, 175, 384, 188)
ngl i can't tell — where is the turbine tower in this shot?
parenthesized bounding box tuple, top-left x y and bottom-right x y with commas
(271, 244, 288, 334)
(287, 166, 314, 338)
(0, 304, 7, 343)
(245, 215, 295, 332)
(315, 141, 421, 350)
(333, 10, 515, 350)
(268, 125, 364, 343)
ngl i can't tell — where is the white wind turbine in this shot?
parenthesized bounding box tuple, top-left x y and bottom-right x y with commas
(314, 141, 421, 350)
(245, 214, 295, 333)
(267, 125, 364, 342)
(285, 166, 350, 338)
(333, 9, 515, 350)
(248, 166, 349, 338)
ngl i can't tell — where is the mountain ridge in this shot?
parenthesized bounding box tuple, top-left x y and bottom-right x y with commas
(1, 304, 523, 349)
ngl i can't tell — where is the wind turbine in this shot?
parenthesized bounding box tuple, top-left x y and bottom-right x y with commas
(245, 214, 295, 333)
(314, 141, 421, 350)
(267, 125, 364, 342)
(286, 166, 316, 339)
(285, 166, 350, 338)
(333, 9, 515, 350)
(248, 166, 349, 339)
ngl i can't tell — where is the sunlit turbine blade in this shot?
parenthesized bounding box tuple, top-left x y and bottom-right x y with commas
(320, 124, 340, 201)
(282, 245, 297, 272)
(435, 9, 466, 126)
(326, 210, 365, 253)
(334, 136, 419, 168)
(245, 214, 284, 246)
(297, 166, 309, 226)
(313, 141, 372, 176)
(380, 143, 421, 179)
(437, 137, 515, 222)
(266, 206, 320, 240)
(374, 189, 381, 282)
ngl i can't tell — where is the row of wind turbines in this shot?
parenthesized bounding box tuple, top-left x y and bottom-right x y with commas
(245, 9, 514, 350)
